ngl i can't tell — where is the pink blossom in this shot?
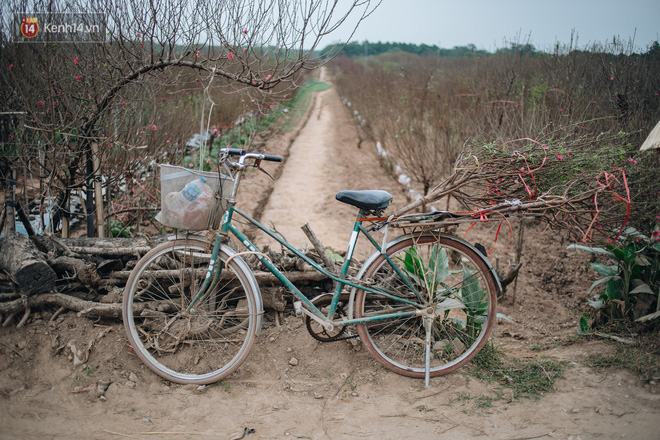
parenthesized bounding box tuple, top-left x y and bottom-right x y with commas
(655, 215, 660, 222)
(121, 102, 126, 106)
(196, 51, 200, 57)
(189, 163, 194, 168)
(151, 125, 157, 131)
(38, 100, 44, 107)
(653, 230, 660, 240)
(9, 64, 13, 70)
(206, 159, 210, 164)
(213, 128, 217, 133)
(265, 74, 271, 80)
(227, 53, 234, 59)
(74, 57, 79, 64)
(243, 30, 248, 34)
(140, 131, 144, 134)
(519, 167, 525, 172)
(542, 144, 548, 150)
(243, 48, 247, 52)
(556, 154, 563, 161)
(166, 140, 170, 143)
(610, 76, 614, 80)
(628, 158, 637, 164)
(76, 76, 82, 81)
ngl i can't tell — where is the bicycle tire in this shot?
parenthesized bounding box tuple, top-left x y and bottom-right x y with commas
(354, 233, 499, 378)
(123, 238, 261, 384)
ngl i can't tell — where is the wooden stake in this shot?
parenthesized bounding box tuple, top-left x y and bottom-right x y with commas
(512, 222, 525, 305)
(92, 142, 104, 238)
(5, 169, 16, 233)
(61, 192, 70, 238)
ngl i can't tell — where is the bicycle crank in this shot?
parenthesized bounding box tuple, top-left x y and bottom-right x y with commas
(302, 293, 352, 342)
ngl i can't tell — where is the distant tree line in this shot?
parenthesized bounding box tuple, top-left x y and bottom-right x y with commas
(321, 41, 492, 58)
(324, 40, 660, 59)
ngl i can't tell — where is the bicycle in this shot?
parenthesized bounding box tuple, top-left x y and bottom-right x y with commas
(122, 148, 505, 386)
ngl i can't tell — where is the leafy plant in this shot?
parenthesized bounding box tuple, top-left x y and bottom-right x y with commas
(569, 226, 660, 328)
(106, 219, 135, 238)
(400, 246, 488, 341)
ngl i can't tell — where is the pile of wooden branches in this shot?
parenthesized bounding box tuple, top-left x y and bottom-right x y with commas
(0, 227, 338, 326)
(394, 133, 633, 243)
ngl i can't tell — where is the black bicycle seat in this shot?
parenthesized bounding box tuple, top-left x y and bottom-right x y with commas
(335, 190, 393, 211)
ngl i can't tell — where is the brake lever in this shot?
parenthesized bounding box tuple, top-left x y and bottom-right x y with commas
(254, 163, 275, 180)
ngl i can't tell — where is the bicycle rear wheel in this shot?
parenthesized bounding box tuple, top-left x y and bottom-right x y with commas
(123, 238, 261, 384)
(355, 233, 499, 378)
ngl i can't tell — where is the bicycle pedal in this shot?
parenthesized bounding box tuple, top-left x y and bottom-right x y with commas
(293, 301, 303, 317)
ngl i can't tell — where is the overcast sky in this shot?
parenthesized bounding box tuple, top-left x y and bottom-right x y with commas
(325, 0, 660, 52)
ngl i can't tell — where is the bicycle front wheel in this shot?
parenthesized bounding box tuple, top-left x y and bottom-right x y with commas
(123, 238, 260, 384)
(355, 234, 499, 378)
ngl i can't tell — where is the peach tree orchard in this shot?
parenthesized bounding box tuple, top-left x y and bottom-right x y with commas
(0, 0, 378, 237)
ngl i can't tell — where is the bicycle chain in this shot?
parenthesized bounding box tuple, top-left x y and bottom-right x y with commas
(318, 331, 360, 343)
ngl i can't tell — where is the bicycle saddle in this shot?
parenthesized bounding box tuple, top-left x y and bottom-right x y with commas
(335, 190, 393, 211)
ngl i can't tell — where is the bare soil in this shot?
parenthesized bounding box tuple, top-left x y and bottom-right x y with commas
(1, 69, 659, 440)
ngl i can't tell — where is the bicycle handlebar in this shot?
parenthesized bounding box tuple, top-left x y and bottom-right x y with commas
(261, 154, 283, 162)
(224, 148, 247, 156)
(220, 148, 282, 163)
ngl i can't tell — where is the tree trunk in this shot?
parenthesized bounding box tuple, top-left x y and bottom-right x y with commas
(0, 232, 57, 295)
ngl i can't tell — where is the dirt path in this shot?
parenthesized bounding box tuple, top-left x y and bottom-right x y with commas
(0, 69, 658, 440)
(255, 68, 405, 259)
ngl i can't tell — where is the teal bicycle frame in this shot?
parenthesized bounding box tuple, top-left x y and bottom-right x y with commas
(186, 182, 426, 331)
(217, 205, 421, 327)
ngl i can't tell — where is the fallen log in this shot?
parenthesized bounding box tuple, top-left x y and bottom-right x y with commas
(0, 232, 57, 295)
(50, 235, 162, 257)
(260, 287, 287, 312)
(49, 255, 101, 286)
(0, 293, 122, 319)
(0, 288, 288, 319)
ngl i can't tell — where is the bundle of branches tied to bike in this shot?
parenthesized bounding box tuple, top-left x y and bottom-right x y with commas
(396, 131, 633, 243)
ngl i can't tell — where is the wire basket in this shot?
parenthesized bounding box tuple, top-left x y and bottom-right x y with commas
(155, 164, 234, 231)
